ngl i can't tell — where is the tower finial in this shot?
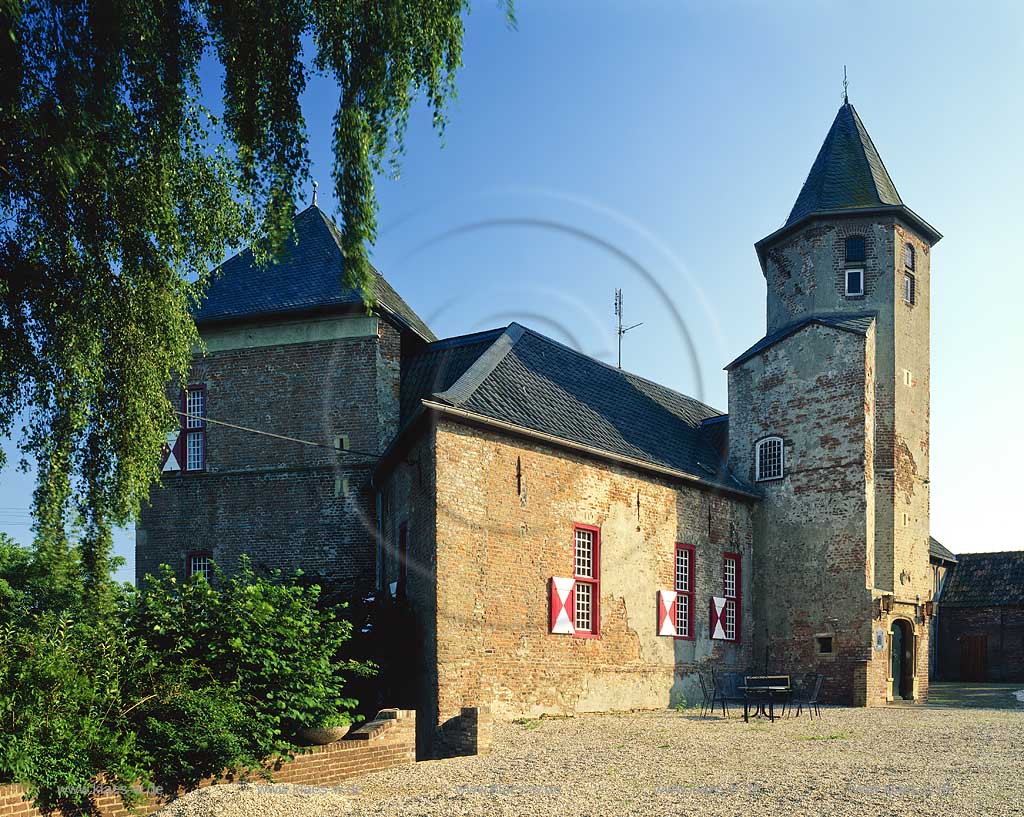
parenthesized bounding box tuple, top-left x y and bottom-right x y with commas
(843, 65, 848, 105)
(312, 180, 319, 207)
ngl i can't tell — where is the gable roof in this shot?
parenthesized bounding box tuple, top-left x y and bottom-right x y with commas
(394, 323, 755, 497)
(725, 313, 876, 371)
(193, 205, 435, 341)
(941, 551, 1024, 608)
(929, 536, 958, 565)
(786, 103, 902, 226)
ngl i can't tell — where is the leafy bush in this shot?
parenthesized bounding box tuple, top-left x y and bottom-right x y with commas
(0, 543, 372, 816)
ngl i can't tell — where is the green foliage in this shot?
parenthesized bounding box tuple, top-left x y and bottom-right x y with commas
(0, 548, 372, 815)
(0, 0, 512, 593)
(128, 557, 373, 757)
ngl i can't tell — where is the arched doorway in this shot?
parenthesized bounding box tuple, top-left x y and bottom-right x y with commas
(890, 620, 915, 700)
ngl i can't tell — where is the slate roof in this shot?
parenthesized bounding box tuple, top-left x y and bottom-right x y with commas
(726, 313, 876, 371)
(941, 551, 1024, 608)
(397, 323, 754, 496)
(786, 103, 902, 227)
(193, 205, 435, 341)
(929, 536, 957, 564)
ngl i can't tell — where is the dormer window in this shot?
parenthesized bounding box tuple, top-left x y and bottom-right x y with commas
(845, 236, 866, 264)
(846, 268, 864, 297)
(755, 437, 784, 482)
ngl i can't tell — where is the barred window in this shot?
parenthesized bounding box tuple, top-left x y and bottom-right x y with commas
(188, 552, 212, 580)
(903, 272, 916, 305)
(675, 544, 695, 639)
(845, 236, 866, 263)
(755, 437, 784, 481)
(573, 526, 599, 636)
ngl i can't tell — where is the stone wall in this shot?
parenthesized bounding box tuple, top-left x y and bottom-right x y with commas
(382, 417, 755, 733)
(0, 709, 416, 817)
(729, 321, 875, 704)
(137, 314, 403, 591)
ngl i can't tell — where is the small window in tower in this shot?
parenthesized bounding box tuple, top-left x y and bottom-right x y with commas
(817, 635, 834, 654)
(903, 369, 913, 387)
(755, 437, 784, 482)
(904, 272, 916, 305)
(904, 243, 915, 271)
(846, 268, 865, 297)
(845, 236, 866, 264)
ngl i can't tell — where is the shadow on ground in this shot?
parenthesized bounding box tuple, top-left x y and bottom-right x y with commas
(925, 682, 1024, 710)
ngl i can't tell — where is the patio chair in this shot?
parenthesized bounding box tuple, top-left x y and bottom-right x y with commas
(712, 670, 746, 717)
(698, 672, 715, 719)
(790, 674, 825, 719)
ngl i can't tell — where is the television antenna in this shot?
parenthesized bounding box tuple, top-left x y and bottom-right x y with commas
(614, 288, 643, 369)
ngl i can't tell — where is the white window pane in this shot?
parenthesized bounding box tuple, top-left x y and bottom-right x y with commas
(725, 599, 736, 640)
(676, 593, 689, 637)
(575, 529, 593, 578)
(724, 558, 737, 598)
(575, 582, 592, 631)
(186, 389, 204, 428)
(675, 548, 689, 592)
(187, 431, 205, 470)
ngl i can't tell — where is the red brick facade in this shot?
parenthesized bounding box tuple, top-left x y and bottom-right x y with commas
(381, 417, 755, 748)
(137, 314, 409, 591)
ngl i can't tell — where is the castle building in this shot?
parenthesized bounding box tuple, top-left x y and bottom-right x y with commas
(138, 99, 941, 745)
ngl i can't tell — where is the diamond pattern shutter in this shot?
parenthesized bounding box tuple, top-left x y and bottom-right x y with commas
(710, 596, 728, 640)
(657, 590, 677, 636)
(550, 577, 576, 635)
(161, 430, 182, 472)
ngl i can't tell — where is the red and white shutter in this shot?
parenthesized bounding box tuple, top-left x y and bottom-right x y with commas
(161, 430, 182, 472)
(550, 577, 576, 635)
(710, 596, 728, 640)
(657, 590, 677, 636)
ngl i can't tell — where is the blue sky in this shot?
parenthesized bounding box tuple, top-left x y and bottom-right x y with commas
(2, 0, 1022, 578)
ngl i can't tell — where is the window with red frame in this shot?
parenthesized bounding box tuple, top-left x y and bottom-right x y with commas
(675, 543, 696, 639)
(573, 525, 600, 636)
(182, 385, 206, 471)
(723, 553, 741, 641)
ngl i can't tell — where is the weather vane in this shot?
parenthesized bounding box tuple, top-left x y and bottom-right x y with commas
(843, 65, 848, 104)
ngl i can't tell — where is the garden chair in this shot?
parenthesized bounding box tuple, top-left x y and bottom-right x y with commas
(698, 672, 715, 718)
(790, 673, 825, 719)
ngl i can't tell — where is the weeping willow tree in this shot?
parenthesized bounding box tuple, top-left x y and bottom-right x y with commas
(0, 0, 511, 606)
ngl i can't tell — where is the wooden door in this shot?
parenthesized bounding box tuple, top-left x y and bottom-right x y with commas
(960, 635, 987, 682)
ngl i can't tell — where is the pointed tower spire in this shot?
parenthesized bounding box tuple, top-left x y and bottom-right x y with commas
(785, 103, 903, 227)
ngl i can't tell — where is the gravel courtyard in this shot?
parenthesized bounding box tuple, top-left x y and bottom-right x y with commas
(161, 703, 1024, 817)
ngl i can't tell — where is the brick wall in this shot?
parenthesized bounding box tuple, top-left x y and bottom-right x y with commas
(137, 315, 404, 591)
(0, 709, 415, 817)
(938, 605, 1024, 682)
(383, 417, 755, 739)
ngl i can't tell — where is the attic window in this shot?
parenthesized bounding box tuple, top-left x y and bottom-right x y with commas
(845, 236, 866, 264)
(817, 635, 833, 654)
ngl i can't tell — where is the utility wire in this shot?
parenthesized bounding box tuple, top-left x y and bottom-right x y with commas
(174, 411, 381, 460)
